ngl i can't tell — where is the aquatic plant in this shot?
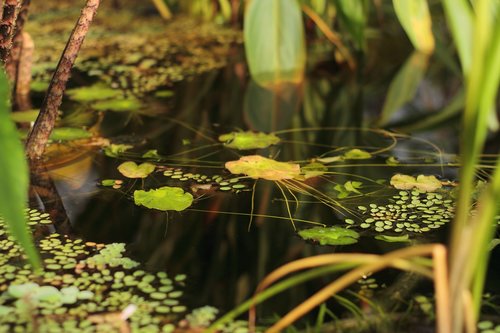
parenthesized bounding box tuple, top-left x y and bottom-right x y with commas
(218, 131, 280, 150)
(298, 226, 360, 245)
(118, 161, 156, 179)
(133, 186, 193, 212)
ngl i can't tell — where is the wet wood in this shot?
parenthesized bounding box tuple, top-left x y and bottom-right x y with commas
(14, 31, 33, 110)
(25, 0, 101, 161)
(0, 0, 19, 63)
(5, 0, 30, 87)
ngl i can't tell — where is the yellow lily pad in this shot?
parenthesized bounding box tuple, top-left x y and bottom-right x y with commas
(225, 155, 300, 181)
(117, 161, 155, 178)
(218, 131, 280, 150)
(390, 174, 442, 192)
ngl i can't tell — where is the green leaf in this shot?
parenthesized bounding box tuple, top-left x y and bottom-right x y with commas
(10, 109, 39, 123)
(0, 70, 41, 270)
(244, 0, 306, 86)
(300, 162, 327, 179)
(343, 148, 372, 159)
(390, 174, 442, 192)
(117, 161, 155, 178)
(392, 0, 434, 54)
(218, 131, 280, 150)
(334, 0, 367, 50)
(66, 84, 122, 102)
(374, 234, 410, 243)
(225, 155, 301, 181)
(441, 0, 473, 73)
(379, 51, 429, 125)
(49, 127, 92, 141)
(92, 97, 141, 112)
(298, 226, 360, 245)
(134, 186, 193, 211)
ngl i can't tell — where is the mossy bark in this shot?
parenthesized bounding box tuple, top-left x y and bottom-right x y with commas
(25, 0, 101, 161)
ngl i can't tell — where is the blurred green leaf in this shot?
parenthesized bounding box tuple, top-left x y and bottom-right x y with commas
(334, 0, 368, 50)
(244, 0, 306, 87)
(393, 0, 435, 54)
(0, 70, 41, 270)
(379, 51, 429, 126)
(441, 0, 473, 73)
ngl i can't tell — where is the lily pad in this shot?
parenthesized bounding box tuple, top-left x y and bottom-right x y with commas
(66, 84, 122, 102)
(118, 161, 155, 178)
(218, 131, 280, 150)
(390, 174, 442, 192)
(299, 162, 327, 179)
(92, 97, 141, 112)
(225, 155, 300, 181)
(50, 127, 92, 141)
(134, 186, 193, 211)
(104, 143, 133, 157)
(343, 149, 372, 159)
(298, 226, 360, 245)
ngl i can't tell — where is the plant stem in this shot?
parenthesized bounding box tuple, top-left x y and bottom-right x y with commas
(25, 0, 100, 161)
(5, 0, 30, 87)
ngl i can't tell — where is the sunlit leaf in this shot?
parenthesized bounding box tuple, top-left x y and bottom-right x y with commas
(117, 161, 155, 178)
(390, 174, 442, 192)
(225, 155, 301, 181)
(334, 0, 367, 50)
(10, 109, 39, 123)
(379, 51, 429, 126)
(299, 162, 327, 179)
(0, 71, 41, 270)
(104, 144, 133, 158)
(92, 97, 141, 112)
(392, 0, 434, 54)
(244, 0, 306, 86)
(298, 226, 360, 245)
(134, 186, 193, 211)
(218, 131, 280, 150)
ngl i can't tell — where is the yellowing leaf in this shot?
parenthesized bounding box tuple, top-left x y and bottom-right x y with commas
(343, 149, 372, 159)
(225, 155, 300, 181)
(390, 174, 442, 192)
(117, 161, 155, 178)
(393, 0, 435, 54)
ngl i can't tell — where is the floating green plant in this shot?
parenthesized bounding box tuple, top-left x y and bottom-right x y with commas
(346, 190, 455, 235)
(66, 84, 122, 102)
(10, 110, 40, 123)
(92, 97, 141, 112)
(49, 127, 93, 141)
(134, 186, 193, 211)
(225, 155, 301, 181)
(298, 226, 360, 245)
(218, 131, 280, 150)
(104, 143, 134, 157)
(118, 161, 156, 178)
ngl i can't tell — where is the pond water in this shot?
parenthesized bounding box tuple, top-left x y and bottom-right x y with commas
(2, 1, 500, 332)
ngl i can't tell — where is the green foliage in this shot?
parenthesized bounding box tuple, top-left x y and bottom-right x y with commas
(92, 97, 141, 112)
(66, 84, 122, 102)
(49, 127, 92, 141)
(82, 243, 139, 269)
(334, 181, 362, 198)
(334, 0, 368, 50)
(343, 149, 372, 160)
(218, 131, 281, 150)
(10, 110, 39, 123)
(390, 174, 442, 192)
(134, 186, 193, 211)
(117, 161, 156, 178)
(244, 0, 306, 87)
(104, 143, 133, 157)
(0, 70, 41, 270)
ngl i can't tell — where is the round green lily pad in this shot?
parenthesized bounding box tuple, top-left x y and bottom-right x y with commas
(118, 161, 155, 178)
(298, 226, 360, 245)
(218, 131, 280, 150)
(134, 186, 193, 211)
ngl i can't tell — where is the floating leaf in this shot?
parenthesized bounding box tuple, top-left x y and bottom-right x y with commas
(50, 127, 92, 141)
(218, 131, 280, 150)
(66, 84, 122, 102)
(334, 181, 363, 199)
(134, 186, 193, 211)
(92, 97, 141, 112)
(142, 150, 161, 159)
(104, 144, 133, 157)
(390, 174, 442, 192)
(298, 226, 360, 245)
(386, 156, 400, 165)
(225, 155, 300, 181)
(10, 109, 39, 123)
(343, 148, 372, 159)
(374, 234, 411, 243)
(154, 90, 174, 98)
(118, 161, 155, 178)
(244, 0, 306, 86)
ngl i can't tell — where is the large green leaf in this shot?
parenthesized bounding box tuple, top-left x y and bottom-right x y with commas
(334, 0, 368, 50)
(244, 0, 306, 87)
(393, 0, 435, 54)
(134, 186, 193, 211)
(0, 70, 41, 270)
